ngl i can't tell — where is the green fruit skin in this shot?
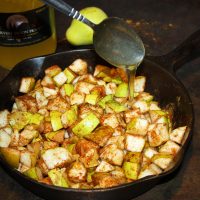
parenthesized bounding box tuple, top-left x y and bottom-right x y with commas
(66, 7, 108, 46)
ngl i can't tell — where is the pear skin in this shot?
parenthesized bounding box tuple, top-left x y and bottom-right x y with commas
(66, 7, 108, 46)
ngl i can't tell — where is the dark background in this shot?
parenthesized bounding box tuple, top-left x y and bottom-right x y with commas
(0, 0, 200, 199)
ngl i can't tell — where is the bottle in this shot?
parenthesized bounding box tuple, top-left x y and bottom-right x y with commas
(0, 0, 56, 69)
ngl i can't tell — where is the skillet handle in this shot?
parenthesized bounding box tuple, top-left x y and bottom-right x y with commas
(148, 29, 200, 74)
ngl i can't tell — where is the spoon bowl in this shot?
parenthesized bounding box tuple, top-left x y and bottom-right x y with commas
(93, 17, 145, 67)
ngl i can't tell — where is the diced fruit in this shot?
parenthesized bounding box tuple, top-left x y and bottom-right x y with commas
(0, 147, 20, 168)
(68, 161, 87, 183)
(170, 126, 187, 144)
(85, 94, 99, 105)
(9, 111, 31, 131)
(53, 72, 67, 87)
(70, 92, 85, 105)
(101, 113, 119, 129)
(148, 124, 169, 147)
(149, 110, 166, 123)
(48, 168, 68, 187)
(0, 130, 11, 147)
(159, 140, 181, 155)
(68, 59, 88, 75)
(29, 113, 44, 125)
(125, 134, 145, 152)
(72, 113, 100, 137)
(134, 76, 146, 93)
(0, 110, 9, 128)
(85, 126, 113, 147)
(61, 107, 77, 128)
(45, 65, 62, 77)
(75, 81, 95, 94)
(20, 151, 37, 168)
(105, 82, 117, 95)
(127, 117, 149, 136)
(45, 130, 65, 144)
(50, 111, 63, 131)
(143, 147, 158, 159)
(98, 94, 113, 108)
(43, 87, 58, 98)
(138, 167, 156, 179)
(123, 162, 140, 180)
(106, 100, 127, 113)
(76, 139, 99, 168)
(19, 77, 35, 93)
(63, 68, 77, 83)
(100, 144, 124, 166)
(96, 160, 114, 172)
(106, 135, 125, 150)
(64, 84, 74, 96)
(19, 129, 39, 146)
(42, 147, 72, 169)
(133, 100, 149, 113)
(24, 167, 43, 180)
(114, 82, 128, 97)
(152, 153, 174, 170)
(124, 152, 142, 163)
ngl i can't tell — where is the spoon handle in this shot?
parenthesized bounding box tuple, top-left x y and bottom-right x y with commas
(41, 0, 95, 28)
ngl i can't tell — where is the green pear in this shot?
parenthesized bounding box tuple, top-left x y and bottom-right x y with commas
(66, 7, 108, 45)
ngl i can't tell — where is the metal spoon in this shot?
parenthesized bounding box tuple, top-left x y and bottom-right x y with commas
(42, 0, 145, 100)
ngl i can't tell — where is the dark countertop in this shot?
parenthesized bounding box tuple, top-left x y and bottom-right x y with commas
(0, 0, 200, 199)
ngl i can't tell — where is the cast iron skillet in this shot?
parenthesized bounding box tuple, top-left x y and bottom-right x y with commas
(0, 29, 199, 200)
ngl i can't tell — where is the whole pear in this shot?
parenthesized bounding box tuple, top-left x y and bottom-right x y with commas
(66, 7, 108, 46)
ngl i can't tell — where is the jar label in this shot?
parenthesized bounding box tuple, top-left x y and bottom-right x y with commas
(0, 5, 52, 47)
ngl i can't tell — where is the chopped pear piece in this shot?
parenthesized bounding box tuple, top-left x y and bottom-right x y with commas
(85, 93, 99, 105)
(64, 84, 74, 96)
(19, 128, 39, 146)
(143, 147, 158, 159)
(63, 68, 77, 83)
(148, 124, 169, 147)
(85, 126, 113, 147)
(9, 111, 31, 131)
(95, 160, 114, 173)
(0, 130, 11, 147)
(61, 106, 77, 128)
(133, 100, 149, 113)
(138, 167, 156, 179)
(127, 117, 149, 136)
(20, 151, 37, 168)
(24, 167, 43, 180)
(98, 94, 113, 108)
(68, 161, 87, 183)
(45, 130, 65, 144)
(123, 162, 140, 180)
(125, 134, 145, 152)
(75, 81, 95, 94)
(0, 147, 20, 168)
(170, 126, 187, 144)
(50, 111, 63, 131)
(42, 147, 72, 169)
(124, 152, 142, 163)
(43, 87, 58, 98)
(53, 72, 67, 87)
(45, 65, 62, 77)
(100, 144, 124, 166)
(149, 110, 166, 123)
(106, 100, 127, 113)
(72, 113, 100, 137)
(29, 113, 44, 125)
(101, 113, 119, 129)
(19, 77, 35, 93)
(48, 168, 68, 187)
(70, 92, 85, 105)
(0, 110, 9, 128)
(159, 140, 181, 156)
(76, 139, 99, 168)
(114, 82, 128, 97)
(152, 153, 174, 170)
(68, 59, 88, 75)
(134, 76, 146, 93)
